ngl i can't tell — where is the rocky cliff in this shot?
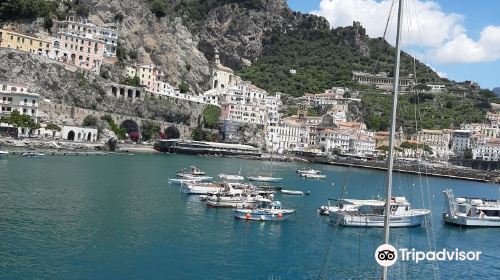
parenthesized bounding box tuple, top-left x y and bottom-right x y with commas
(77, 0, 329, 91)
(0, 49, 204, 125)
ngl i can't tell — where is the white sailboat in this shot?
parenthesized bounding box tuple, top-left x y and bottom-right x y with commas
(248, 136, 282, 182)
(219, 166, 245, 181)
(247, 175, 282, 182)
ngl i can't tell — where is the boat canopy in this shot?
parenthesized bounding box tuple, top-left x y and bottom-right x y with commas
(476, 206, 500, 211)
(340, 199, 386, 206)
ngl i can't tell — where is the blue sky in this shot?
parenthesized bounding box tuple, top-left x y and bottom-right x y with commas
(287, 0, 500, 89)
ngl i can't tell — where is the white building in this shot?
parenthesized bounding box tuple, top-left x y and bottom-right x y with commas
(60, 125, 98, 142)
(272, 118, 310, 153)
(318, 129, 352, 154)
(0, 81, 40, 137)
(352, 71, 415, 91)
(54, 17, 118, 57)
(460, 123, 485, 134)
(472, 140, 500, 161)
(451, 130, 472, 156)
(219, 81, 268, 126)
(209, 49, 240, 90)
(428, 84, 446, 93)
(417, 129, 452, 158)
(349, 137, 376, 156)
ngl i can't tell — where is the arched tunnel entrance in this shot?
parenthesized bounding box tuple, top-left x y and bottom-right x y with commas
(67, 130, 75, 141)
(164, 125, 180, 139)
(120, 120, 140, 142)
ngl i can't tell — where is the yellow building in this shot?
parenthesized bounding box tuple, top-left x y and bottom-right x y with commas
(0, 29, 51, 56)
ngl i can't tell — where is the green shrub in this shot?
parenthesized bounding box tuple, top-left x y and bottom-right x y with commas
(179, 82, 189, 93)
(82, 115, 98, 127)
(202, 105, 221, 129)
(150, 0, 167, 18)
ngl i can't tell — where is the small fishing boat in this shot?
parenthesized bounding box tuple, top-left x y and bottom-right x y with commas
(247, 175, 282, 182)
(302, 173, 326, 179)
(181, 182, 224, 195)
(442, 189, 500, 227)
(218, 174, 245, 181)
(20, 152, 45, 158)
(297, 168, 320, 175)
(235, 199, 295, 221)
(0, 150, 9, 158)
(281, 189, 307, 195)
(176, 166, 206, 177)
(329, 197, 430, 227)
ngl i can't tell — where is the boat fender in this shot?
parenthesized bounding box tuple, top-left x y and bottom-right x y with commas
(278, 212, 283, 219)
(245, 213, 251, 220)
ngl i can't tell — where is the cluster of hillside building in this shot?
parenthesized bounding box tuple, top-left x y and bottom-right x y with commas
(417, 114, 500, 161)
(1, 17, 118, 74)
(352, 71, 480, 94)
(1, 18, 497, 161)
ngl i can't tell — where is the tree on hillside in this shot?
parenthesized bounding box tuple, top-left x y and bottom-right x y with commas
(0, 110, 39, 138)
(202, 105, 221, 129)
(150, 0, 167, 18)
(83, 115, 99, 127)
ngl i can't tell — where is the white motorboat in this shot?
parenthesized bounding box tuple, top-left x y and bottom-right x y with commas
(297, 168, 320, 175)
(0, 150, 9, 158)
(180, 174, 213, 182)
(20, 152, 45, 158)
(318, 205, 339, 216)
(218, 174, 245, 181)
(329, 197, 430, 227)
(206, 192, 263, 208)
(247, 175, 282, 182)
(235, 199, 295, 221)
(169, 178, 200, 185)
(205, 183, 265, 208)
(442, 189, 500, 227)
(181, 182, 224, 195)
(281, 189, 306, 195)
(301, 173, 326, 179)
(317, 199, 357, 216)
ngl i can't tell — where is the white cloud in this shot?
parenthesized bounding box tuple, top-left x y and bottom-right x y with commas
(429, 26, 500, 63)
(312, 0, 500, 64)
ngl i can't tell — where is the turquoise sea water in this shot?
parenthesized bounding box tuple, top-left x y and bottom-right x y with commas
(0, 154, 499, 279)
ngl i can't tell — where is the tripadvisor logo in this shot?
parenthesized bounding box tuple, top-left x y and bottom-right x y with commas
(375, 244, 482, 266)
(375, 244, 398, 267)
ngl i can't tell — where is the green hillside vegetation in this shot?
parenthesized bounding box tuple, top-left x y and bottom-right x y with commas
(238, 25, 442, 97)
(361, 89, 497, 133)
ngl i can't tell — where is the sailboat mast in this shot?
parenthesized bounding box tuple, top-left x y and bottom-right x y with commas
(382, 0, 404, 279)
